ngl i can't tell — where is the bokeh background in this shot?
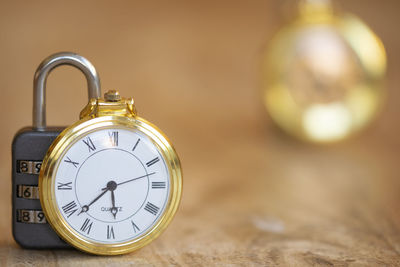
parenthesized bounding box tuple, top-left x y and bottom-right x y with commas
(1, 0, 399, 265)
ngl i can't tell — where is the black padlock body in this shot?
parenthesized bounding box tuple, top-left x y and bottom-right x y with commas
(12, 127, 70, 249)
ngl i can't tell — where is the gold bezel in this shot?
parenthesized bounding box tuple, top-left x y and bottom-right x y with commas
(39, 115, 182, 255)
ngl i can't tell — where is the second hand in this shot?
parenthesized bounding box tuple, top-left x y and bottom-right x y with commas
(101, 172, 156, 190)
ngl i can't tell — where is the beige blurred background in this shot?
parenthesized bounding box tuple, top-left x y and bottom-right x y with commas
(1, 0, 400, 265)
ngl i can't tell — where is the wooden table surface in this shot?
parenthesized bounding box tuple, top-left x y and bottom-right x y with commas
(1, 0, 400, 266)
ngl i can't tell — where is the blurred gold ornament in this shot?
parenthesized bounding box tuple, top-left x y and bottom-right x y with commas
(262, 0, 386, 143)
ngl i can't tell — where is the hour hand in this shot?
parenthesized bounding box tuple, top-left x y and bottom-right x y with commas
(110, 190, 118, 219)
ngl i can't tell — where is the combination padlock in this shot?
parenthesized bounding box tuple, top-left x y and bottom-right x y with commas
(12, 52, 101, 248)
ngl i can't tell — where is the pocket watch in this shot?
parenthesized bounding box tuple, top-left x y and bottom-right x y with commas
(39, 89, 182, 255)
(262, 0, 386, 143)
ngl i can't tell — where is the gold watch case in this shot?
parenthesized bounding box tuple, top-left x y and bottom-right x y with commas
(39, 94, 182, 255)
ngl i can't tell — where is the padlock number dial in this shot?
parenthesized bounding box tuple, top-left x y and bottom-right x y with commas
(54, 127, 170, 243)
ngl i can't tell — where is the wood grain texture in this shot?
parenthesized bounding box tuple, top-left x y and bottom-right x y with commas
(1, 0, 400, 266)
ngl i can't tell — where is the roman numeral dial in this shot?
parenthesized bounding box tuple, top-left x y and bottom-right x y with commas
(62, 201, 78, 218)
(55, 127, 171, 244)
(109, 131, 118, 147)
(144, 202, 160, 215)
(132, 138, 140, 151)
(58, 182, 72, 190)
(146, 157, 160, 167)
(82, 137, 96, 152)
(107, 225, 115, 239)
(131, 221, 140, 233)
(64, 157, 79, 168)
(152, 182, 166, 189)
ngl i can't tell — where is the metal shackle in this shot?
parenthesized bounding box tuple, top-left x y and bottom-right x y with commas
(33, 52, 101, 130)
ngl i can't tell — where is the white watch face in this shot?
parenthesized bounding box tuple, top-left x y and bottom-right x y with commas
(54, 127, 170, 244)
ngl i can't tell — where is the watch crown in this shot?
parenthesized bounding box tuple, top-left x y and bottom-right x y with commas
(104, 90, 121, 102)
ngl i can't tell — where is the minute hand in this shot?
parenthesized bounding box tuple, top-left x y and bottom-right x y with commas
(88, 189, 109, 206)
(102, 172, 156, 190)
(79, 188, 109, 215)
